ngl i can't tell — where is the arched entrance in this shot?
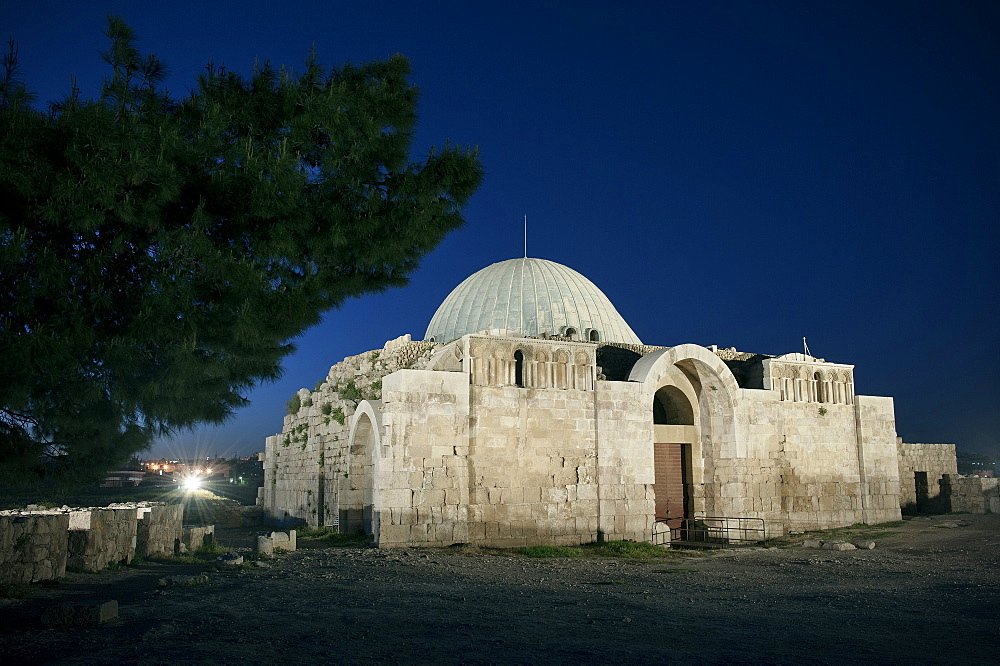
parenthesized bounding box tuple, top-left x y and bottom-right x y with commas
(345, 411, 377, 536)
(652, 385, 696, 528)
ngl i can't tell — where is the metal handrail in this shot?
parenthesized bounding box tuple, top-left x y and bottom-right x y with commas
(667, 516, 767, 548)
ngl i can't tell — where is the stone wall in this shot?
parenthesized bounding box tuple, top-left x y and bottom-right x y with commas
(376, 369, 471, 546)
(0, 503, 184, 581)
(0, 513, 69, 583)
(263, 335, 913, 548)
(136, 504, 184, 557)
(67, 508, 138, 572)
(941, 475, 1000, 513)
(897, 441, 957, 513)
(260, 334, 441, 527)
(595, 380, 655, 542)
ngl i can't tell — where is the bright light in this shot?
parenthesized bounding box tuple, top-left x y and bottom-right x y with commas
(182, 476, 202, 492)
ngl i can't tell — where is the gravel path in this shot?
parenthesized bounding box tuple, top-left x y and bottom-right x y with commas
(2, 514, 997, 664)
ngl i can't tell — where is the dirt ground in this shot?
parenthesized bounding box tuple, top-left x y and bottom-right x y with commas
(1, 514, 997, 664)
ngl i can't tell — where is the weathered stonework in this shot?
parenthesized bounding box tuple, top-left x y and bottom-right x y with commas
(67, 508, 139, 572)
(897, 441, 958, 513)
(0, 503, 185, 581)
(0, 513, 70, 583)
(258, 256, 957, 548)
(261, 335, 921, 547)
(941, 474, 1000, 514)
(136, 504, 185, 557)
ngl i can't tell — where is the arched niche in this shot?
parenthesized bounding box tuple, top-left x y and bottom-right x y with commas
(345, 400, 383, 538)
(653, 385, 695, 425)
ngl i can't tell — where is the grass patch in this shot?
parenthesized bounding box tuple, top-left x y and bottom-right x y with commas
(145, 541, 232, 566)
(294, 525, 334, 539)
(0, 581, 31, 598)
(513, 545, 582, 558)
(322, 531, 371, 547)
(583, 540, 680, 560)
(293, 526, 370, 547)
(146, 554, 204, 565)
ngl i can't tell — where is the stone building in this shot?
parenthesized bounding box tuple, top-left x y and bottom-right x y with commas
(259, 257, 954, 547)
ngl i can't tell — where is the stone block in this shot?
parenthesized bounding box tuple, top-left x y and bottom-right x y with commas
(41, 600, 118, 626)
(268, 530, 296, 551)
(853, 540, 876, 550)
(181, 525, 215, 553)
(255, 535, 274, 557)
(158, 573, 210, 587)
(822, 541, 856, 551)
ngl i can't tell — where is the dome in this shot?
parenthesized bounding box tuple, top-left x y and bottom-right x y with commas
(424, 257, 642, 345)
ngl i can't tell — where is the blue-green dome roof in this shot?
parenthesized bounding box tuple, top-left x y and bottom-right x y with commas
(424, 258, 642, 344)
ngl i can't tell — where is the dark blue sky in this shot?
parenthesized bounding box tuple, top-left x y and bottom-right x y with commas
(7, 1, 998, 458)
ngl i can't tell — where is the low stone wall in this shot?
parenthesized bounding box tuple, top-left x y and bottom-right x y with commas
(897, 441, 957, 513)
(180, 525, 215, 553)
(0, 513, 70, 584)
(942, 475, 1000, 513)
(67, 508, 139, 572)
(0, 503, 186, 581)
(136, 504, 185, 557)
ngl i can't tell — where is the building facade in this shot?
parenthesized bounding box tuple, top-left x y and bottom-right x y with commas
(259, 257, 946, 546)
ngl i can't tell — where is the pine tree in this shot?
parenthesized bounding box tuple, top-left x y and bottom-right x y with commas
(0, 19, 482, 487)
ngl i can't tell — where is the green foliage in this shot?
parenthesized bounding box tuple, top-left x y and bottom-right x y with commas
(582, 540, 679, 559)
(513, 545, 582, 558)
(301, 397, 313, 409)
(0, 18, 482, 486)
(0, 581, 31, 598)
(321, 402, 332, 416)
(314, 380, 325, 392)
(318, 450, 325, 467)
(286, 394, 301, 415)
(295, 525, 331, 538)
(294, 525, 368, 547)
(330, 407, 346, 425)
(366, 380, 383, 400)
(338, 380, 363, 403)
(194, 540, 230, 557)
(324, 530, 371, 547)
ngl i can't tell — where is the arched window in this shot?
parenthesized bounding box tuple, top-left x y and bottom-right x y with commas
(814, 372, 824, 403)
(564, 327, 577, 339)
(589, 329, 600, 342)
(514, 350, 524, 387)
(653, 386, 695, 425)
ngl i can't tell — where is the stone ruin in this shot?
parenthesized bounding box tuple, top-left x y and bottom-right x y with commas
(1, 503, 190, 584)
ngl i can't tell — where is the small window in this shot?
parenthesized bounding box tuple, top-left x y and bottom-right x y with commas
(564, 327, 577, 339)
(589, 330, 600, 342)
(514, 350, 524, 387)
(814, 372, 824, 403)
